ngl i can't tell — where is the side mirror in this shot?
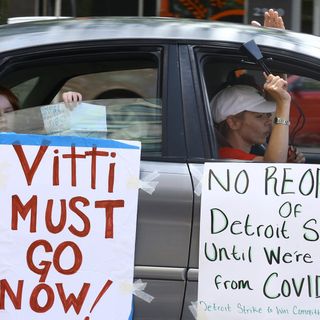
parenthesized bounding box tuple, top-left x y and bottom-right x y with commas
(240, 40, 271, 75)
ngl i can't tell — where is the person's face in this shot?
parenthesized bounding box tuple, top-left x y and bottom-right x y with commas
(234, 111, 273, 145)
(0, 94, 14, 113)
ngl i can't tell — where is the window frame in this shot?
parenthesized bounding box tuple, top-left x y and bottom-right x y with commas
(193, 42, 320, 163)
(0, 41, 187, 161)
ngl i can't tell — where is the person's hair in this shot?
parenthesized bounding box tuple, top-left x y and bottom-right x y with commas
(214, 111, 246, 147)
(0, 86, 19, 110)
(212, 72, 263, 148)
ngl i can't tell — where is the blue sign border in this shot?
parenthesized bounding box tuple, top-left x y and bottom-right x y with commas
(0, 133, 140, 150)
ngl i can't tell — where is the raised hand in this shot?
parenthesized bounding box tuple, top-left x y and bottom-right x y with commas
(251, 8, 285, 30)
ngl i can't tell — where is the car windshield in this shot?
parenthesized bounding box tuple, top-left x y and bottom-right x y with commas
(0, 98, 162, 156)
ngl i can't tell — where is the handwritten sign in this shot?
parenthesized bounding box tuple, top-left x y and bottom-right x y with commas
(41, 102, 107, 137)
(0, 133, 141, 320)
(198, 162, 320, 319)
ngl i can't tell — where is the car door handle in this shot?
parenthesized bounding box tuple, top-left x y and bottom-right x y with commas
(134, 266, 187, 281)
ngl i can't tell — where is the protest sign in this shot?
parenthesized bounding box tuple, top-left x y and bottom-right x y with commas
(198, 162, 320, 320)
(0, 133, 141, 320)
(41, 102, 107, 138)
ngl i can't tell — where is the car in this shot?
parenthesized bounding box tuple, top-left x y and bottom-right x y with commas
(287, 75, 320, 146)
(1, 17, 320, 319)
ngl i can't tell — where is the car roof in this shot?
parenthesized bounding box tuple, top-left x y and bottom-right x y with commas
(0, 16, 319, 58)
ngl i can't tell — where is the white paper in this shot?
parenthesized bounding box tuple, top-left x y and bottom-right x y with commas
(198, 162, 320, 320)
(41, 102, 107, 134)
(0, 133, 140, 320)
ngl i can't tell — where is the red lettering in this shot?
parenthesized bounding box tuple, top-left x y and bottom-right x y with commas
(11, 195, 37, 232)
(0, 279, 23, 309)
(68, 197, 90, 237)
(30, 284, 54, 313)
(13, 145, 48, 186)
(108, 163, 115, 193)
(54, 242, 82, 275)
(95, 200, 124, 238)
(27, 240, 53, 282)
(89, 279, 113, 313)
(27, 240, 82, 281)
(85, 147, 109, 189)
(108, 152, 117, 193)
(0, 281, 93, 314)
(56, 283, 90, 314)
(62, 146, 86, 187)
(46, 199, 67, 234)
(12, 196, 92, 236)
(53, 149, 59, 186)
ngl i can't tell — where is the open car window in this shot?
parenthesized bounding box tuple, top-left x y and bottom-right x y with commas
(200, 54, 320, 156)
(0, 98, 162, 158)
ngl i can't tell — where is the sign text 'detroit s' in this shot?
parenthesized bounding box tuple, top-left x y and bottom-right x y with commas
(198, 162, 320, 319)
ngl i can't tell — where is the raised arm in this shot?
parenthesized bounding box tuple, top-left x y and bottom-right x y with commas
(262, 74, 291, 162)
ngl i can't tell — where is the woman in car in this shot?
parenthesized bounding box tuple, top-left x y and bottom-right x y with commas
(211, 9, 304, 163)
(212, 73, 305, 163)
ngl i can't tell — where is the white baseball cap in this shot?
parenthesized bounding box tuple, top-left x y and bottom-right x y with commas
(211, 85, 276, 123)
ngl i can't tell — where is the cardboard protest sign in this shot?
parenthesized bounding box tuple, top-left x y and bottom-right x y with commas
(198, 162, 320, 320)
(0, 133, 141, 320)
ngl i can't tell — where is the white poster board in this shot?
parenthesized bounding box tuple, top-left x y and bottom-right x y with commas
(0, 133, 141, 320)
(198, 162, 320, 320)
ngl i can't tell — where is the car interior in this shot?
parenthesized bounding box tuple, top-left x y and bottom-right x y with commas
(0, 48, 163, 158)
(200, 51, 320, 163)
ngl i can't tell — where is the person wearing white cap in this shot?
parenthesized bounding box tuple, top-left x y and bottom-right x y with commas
(211, 73, 305, 162)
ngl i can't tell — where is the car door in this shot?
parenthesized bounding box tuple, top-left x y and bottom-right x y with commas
(179, 42, 320, 319)
(0, 42, 194, 319)
(131, 44, 194, 320)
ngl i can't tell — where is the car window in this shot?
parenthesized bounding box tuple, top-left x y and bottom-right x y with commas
(200, 55, 320, 155)
(287, 75, 320, 149)
(1, 49, 162, 158)
(11, 77, 40, 105)
(52, 68, 158, 102)
(290, 76, 320, 91)
(0, 98, 162, 157)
